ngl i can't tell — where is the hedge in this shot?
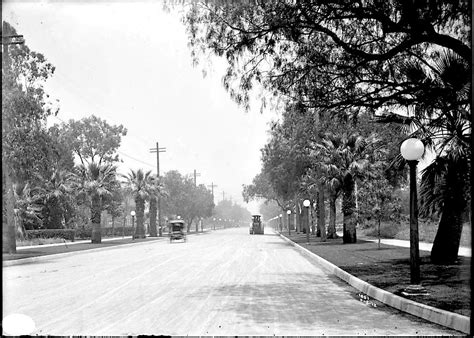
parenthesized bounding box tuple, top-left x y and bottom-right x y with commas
(26, 229, 76, 242)
(74, 227, 135, 239)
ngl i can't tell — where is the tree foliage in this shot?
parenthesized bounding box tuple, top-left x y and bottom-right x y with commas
(183, 1, 470, 113)
(57, 115, 127, 166)
(73, 162, 119, 243)
(161, 170, 214, 231)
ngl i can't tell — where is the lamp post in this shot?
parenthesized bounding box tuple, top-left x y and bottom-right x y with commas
(400, 138, 425, 287)
(279, 214, 283, 232)
(130, 210, 136, 239)
(303, 199, 311, 243)
(287, 210, 291, 236)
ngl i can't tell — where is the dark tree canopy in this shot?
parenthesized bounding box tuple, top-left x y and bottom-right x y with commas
(183, 1, 470, 114)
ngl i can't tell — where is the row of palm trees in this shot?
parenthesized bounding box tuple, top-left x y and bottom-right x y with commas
(14, 162, 165, 244)
(76, 164, 166, 243)
(272, 51, 470, 263)
(305, 131, 388, 243)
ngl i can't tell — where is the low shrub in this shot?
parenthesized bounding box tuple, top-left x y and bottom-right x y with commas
(26, 229, 76, 242)
(74, 226, 135, 239)
(103, 227, 135, 237)
(363, 221, 402, 239)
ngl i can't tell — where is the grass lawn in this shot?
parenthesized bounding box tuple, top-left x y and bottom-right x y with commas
(283, 232, 471, 318)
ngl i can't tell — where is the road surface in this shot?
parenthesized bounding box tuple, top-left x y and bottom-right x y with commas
(3, 227, 460, 335)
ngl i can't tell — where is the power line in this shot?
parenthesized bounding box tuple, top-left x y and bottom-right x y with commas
(52, 116, 155, 169)
(117, 151, 155, 168)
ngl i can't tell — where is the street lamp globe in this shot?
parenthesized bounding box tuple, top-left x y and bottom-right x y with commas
(303, 199, 311, 207)
(130, 210, 136, 217)
(287, 210, 291, 215)
(279, 214, 282, 218)
(400, 138, 425, 161)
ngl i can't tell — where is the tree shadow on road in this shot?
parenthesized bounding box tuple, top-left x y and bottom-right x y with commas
(187, 272, 448, 333)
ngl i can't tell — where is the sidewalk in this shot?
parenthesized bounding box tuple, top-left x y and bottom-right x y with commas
(16, 235, 136, 250)
(335, 232, 472, 257)
(360, 236, 471, 257)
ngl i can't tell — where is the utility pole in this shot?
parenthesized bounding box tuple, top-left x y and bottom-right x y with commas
(193, 169, 201, 187)
(207, 182, 217, 201)
(150, 142, 166, 236)
(2, 24, 25, 254)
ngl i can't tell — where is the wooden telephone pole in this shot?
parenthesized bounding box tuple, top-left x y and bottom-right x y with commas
(193, 169, 201, 187)
(207, 182, 217, 202)
(150, 142, 166, 236)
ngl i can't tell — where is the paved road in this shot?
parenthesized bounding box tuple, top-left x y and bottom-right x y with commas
(3, 227, 460, 335)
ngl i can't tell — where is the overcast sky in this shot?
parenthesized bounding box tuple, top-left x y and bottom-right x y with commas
(3, 1, 278, 214)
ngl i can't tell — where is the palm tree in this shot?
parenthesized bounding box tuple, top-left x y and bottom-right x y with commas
(148, 181, 167, 237)
(316, 166, 343, 239)
(382, 50, 471, 264)
(36, 169, 75, 229)
(13, 182, 43, 238)
(315, 132, 386, 243)
(307, 133, 345, 240)
(123, 169, 158, 239)
(74, 162, 118, 244)
(149, 195, 158, 237)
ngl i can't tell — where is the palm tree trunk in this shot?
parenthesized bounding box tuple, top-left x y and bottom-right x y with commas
(318, 183, 327, 241)
(327, 193, 338, 239)
(111, 216, 115, 237)
(48, 197, 63, 229)
(342, 174, 357, 244)
(134, 198, 146, 239)
(431, 164, 466, 264)
(91, 194, 102, 244)
(149, 197, 157, 237)
(315, 192, 321, 236)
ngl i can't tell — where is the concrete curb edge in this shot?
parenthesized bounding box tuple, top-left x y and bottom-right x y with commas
(2, 238, 165, 267)
(278, 232, 470, 334)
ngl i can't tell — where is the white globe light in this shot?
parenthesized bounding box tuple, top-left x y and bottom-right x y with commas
(303, 199, 311, 207)
(287, 210, 291, 215)
(400, 138, 425, 161)
(130, 210, 136, 216)
(279, 214, 282, 217)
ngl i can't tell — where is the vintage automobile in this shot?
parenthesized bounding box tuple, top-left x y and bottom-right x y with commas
(168, 219, 186, 243)
(250, 215, 264, 235)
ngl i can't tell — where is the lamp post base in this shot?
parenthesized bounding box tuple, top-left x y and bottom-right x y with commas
(401, 284, 430, 296)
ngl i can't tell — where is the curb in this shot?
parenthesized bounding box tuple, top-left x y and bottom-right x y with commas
(3, 238, 166, 267)
(278, 232, 470, 334)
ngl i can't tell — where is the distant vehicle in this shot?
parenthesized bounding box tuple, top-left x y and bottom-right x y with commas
(250, 215, 264, 235)
(169, 219, 186, 243)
